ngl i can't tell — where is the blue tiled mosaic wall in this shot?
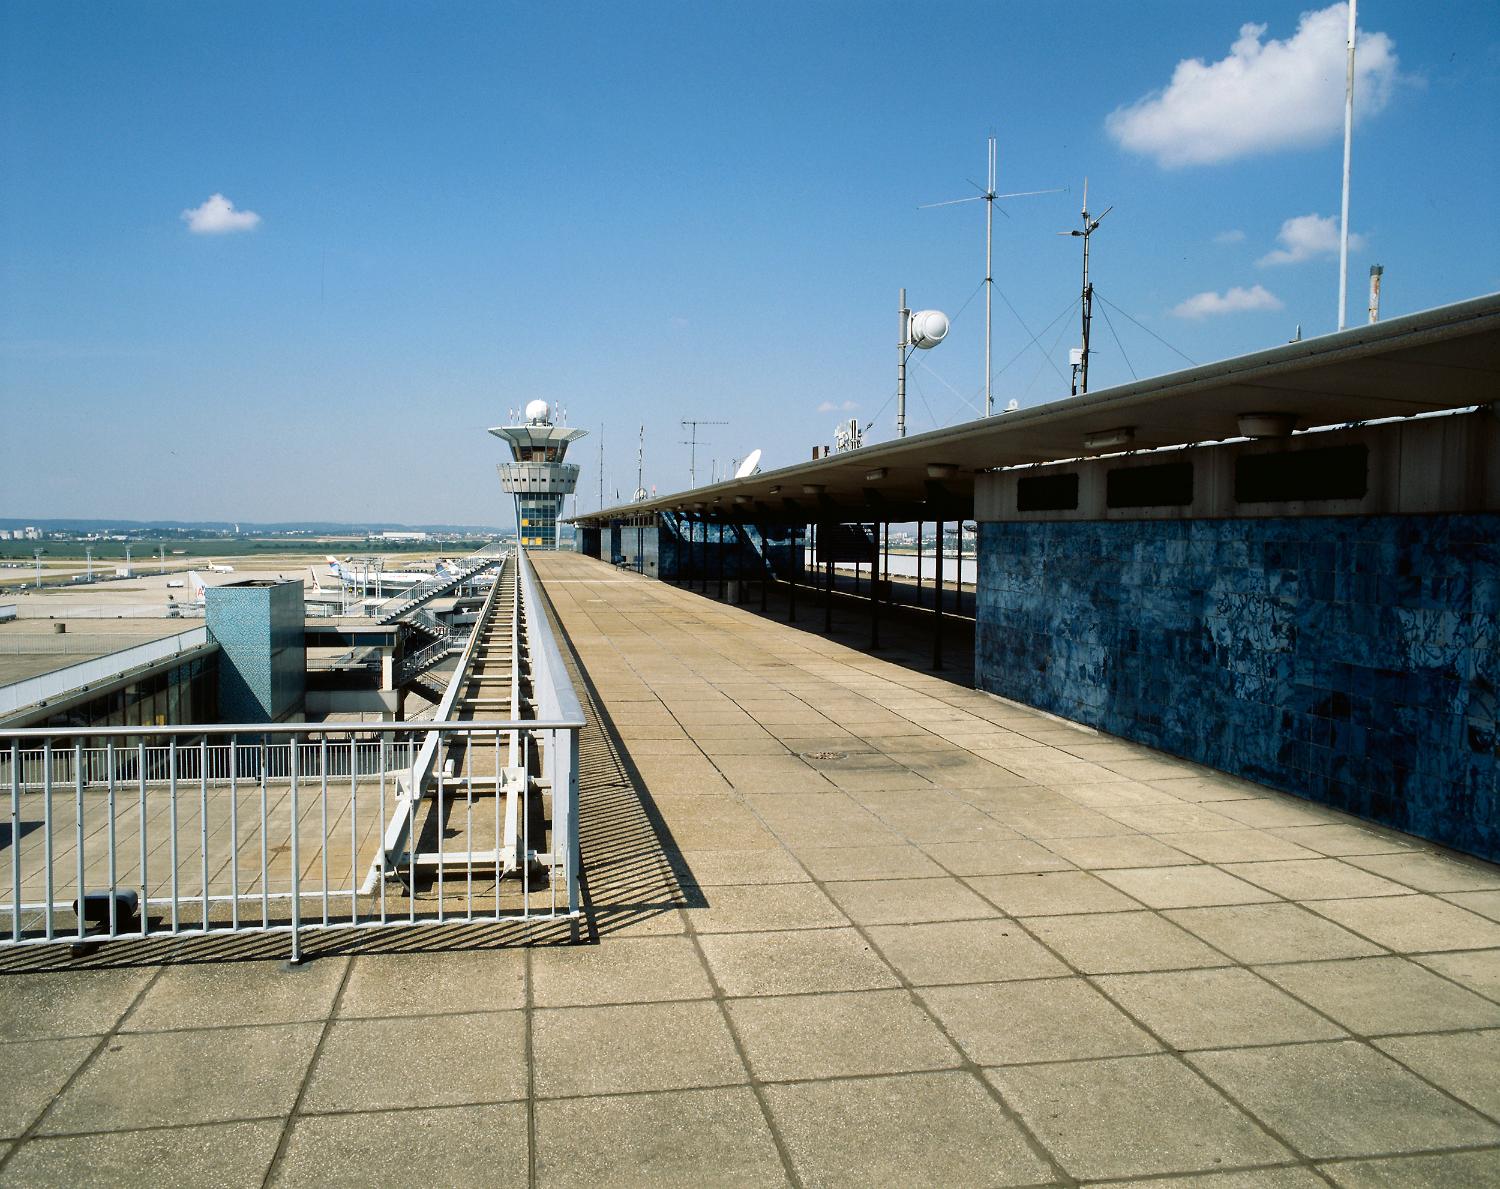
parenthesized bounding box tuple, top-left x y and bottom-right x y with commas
(206, 581, 307, 722)
(975, 514, 1500, 861)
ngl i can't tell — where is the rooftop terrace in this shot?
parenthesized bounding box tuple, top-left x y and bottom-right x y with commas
(1, 551, 1499, 1184)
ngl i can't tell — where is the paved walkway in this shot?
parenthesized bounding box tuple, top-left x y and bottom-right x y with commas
(1, 551, 1499, 1186)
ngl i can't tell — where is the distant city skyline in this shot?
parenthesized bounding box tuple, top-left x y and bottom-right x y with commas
(3, 2, 1496, 522)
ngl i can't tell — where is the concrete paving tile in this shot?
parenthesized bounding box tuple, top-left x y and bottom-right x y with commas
(0, 1120, 282, 1189)
(1309, 895, 1500, 952)
(1211, 799, 1338, 829)
(534, 1086, 788, 1188)
(698, 928, 900, 997)
(1165, 904, 1385, 964)
(1005, 807, 1141, 839)
(1320, 1148, 1500, 1187)
(40, 1023, 319, 1133)
(1263, 824, 1417, 857)
(988, 1054, 1290, 1179)
(790, 843, 944, 882)
(1220, 859, 1413, 901)
(337, 948, 525, 1016)
(1442, 891, 1500, 923)
(765, 1071, 1051, 1187)
(125, 958, 347, 1031)
(1039, 833, 1194, 869)
(0, 1037, 98, 1138)
(966, 870, 1142, 916)
(678, 848, 810, 886)
(1097, 865, 1278, 909)
(1345, 851, 1500, 894)
(689, 882, 849, 933)
(866, 918, 1068, 986)
(1374, 1029, 1500, 1117)
(1025, 911, 1229, 974)
(1413, 949, 1500, 1000)
(533, 999, 745, 1097)
(0, 969, 153, 1041)
(1144, 776, 1270, 803)
(1105, 805, 1243, 833)
(532, 935, 711, 1007)
(1161, 830, 1322, 864)
(1189, 1041, 1500, 1159)
(1094, 968, 1346, 1049)
(918, 837, 1074, 876)
(1259, 956, 1500, 1035)
(727, 989, 958, 1081)
(744, 793, 901, 848)
(924, 976, 1160, 1064)
(302, 1010, 527, 1111)
(1123, 1171, 1327, 1188)
(270, 1102, 528, 1188)
(822, 876, 999, 926)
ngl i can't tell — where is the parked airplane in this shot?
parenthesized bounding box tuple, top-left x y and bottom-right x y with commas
(325, 556, 454, 587)
(207, 561, 235, 574)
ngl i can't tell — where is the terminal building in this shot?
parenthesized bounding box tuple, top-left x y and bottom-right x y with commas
(490, 400, 587, 550)
(572, 293, 1500, 863)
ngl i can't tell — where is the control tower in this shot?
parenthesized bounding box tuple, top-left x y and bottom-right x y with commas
(489, 400, 587, 550)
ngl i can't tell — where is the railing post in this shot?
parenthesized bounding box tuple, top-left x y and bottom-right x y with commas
(289, 733, 302, 965)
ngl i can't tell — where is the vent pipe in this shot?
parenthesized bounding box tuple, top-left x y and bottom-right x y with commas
(1367, 265, 1383, 324)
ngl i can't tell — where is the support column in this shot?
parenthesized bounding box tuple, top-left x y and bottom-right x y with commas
(869, 525, 881, 650)
(759, 525, 769, 613)
(932, 518, 944, 671)
(716, 522, 726, 601)
(828, 533, 840, 635)
(915, 520, 923, 609)
(787, 527, 798, 624)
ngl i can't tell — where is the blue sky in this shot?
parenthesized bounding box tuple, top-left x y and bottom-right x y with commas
(3, 1, 1497, 524)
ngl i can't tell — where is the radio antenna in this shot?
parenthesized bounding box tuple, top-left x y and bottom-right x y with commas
(922, 136, 1061, 416)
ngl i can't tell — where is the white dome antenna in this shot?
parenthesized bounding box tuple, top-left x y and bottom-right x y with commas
(524, 399, 550, 423)
(896, 289, 950, 438)
(908, 309, 949, 349)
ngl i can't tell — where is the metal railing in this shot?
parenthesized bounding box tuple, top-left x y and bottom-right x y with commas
(0, 550, 586, 961)
(393, 636, 457, 686)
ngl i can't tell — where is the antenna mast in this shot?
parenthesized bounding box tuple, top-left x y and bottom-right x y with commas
(637, 425, 644, 499)
(1062, 179, 1112, 396)
(598, 423, 605, 511)
(921, 137, 1060, 416)
(680, 418, 727, 486)
(1337, 0, 1357, 331)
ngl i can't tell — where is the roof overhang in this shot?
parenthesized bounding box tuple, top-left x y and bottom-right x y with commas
(572, 292, 1500, 525)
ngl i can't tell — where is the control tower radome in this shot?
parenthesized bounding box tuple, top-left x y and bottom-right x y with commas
(489, 400, 588, 550)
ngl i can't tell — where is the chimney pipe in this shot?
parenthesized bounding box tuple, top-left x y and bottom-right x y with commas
(1368, 264, 1383, 324)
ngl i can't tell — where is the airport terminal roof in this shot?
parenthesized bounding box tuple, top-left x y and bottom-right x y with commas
(575, 291, 1500, 525)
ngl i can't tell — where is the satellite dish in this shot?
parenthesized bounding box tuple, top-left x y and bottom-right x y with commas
(633, 487, 648, 502)
(735, 449, 762, 479)
(524, 399, 550, 423)
(909, 309, 949, 349)
(1005, 399, 1019, 413)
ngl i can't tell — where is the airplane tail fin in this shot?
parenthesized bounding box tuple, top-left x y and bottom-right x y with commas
(188, 571, 207, 601)
(308, 567, 323, 593)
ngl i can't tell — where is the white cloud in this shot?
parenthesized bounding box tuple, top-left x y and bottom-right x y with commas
(1214, 229, 1246, 245)
(181, 193, 262, 234)
(1172, 285, 1284, 319)
(1258, 212, 1365, 265)
(1106, 4, 1399, 168)
(817, 400, 859, 413)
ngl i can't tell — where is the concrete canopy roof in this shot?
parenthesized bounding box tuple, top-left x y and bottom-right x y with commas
(574, 292, 1500, 525)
